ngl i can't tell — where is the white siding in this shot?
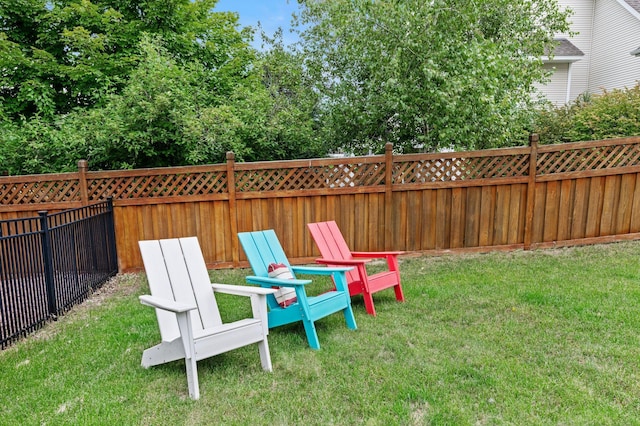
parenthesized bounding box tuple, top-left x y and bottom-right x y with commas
(588, 0, 640, 93)
(554, 0, 595, 100)
(536, 63, 572, 105)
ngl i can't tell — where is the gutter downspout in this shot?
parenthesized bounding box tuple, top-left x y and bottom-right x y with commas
(566, 62, 574, 104)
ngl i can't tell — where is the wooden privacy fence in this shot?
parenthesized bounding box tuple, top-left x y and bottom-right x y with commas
(2, 134, 640, 272)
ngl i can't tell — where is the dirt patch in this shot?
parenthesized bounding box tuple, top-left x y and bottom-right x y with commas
(82, 273, 145, 308)
(25, 273, 147, 343)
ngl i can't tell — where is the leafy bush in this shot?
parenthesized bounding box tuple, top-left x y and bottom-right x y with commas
(0, 35, 326, 174)
(534, 84, 640, 144)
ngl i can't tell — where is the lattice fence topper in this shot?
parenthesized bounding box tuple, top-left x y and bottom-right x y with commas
(0, 179, 80, 205)
(393, 153, 530, 183)
(537, 143, 640, 175)
(87, 171, 228, 201)
(235, 161, 387, 191)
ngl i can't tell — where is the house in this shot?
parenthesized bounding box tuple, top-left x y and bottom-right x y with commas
(538, 0, 640, 105)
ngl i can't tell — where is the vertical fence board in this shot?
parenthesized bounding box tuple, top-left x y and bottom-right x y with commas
(114, 205, 141, 271)
(585, 177, 605, 238)
(395, 191, 408, 250)
(291, 197, 303, 256)
(493, 185, 511, 246)
(370, 193, 383, 251)
(507, 184, 525, 244)
(354, 193, 368, 250)
(571, 178, 590, 239)
(630, 174, 640, 232)
(600, 175, 621, 236)
(450, 187, 466, 249)
(196, 202, 211, 263)
(435, 189, 451, 249)
(531, 183, 547, 244)
(422, 189, 438, 249)
(406, 189, 422, 251)
(557, 179, 575, 241)
(543, 181, 560, 242)
(479, 186, 495, 247)
(214, 201, 230, 262)
(464, 187, 482, 247)
(615, 174, 635, 234)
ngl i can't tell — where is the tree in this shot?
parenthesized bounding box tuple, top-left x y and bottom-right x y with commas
(296, 0, 571, 154)
(0, 0, 330, 173)
(239, 28, 325, 161)
(64, 34, 324, 169)
(0, 0, 253, 119)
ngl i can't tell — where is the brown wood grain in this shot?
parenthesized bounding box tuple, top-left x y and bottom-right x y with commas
(4, 136, 640, 271)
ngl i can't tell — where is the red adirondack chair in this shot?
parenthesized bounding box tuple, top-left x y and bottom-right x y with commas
(307, 220, 405, 316)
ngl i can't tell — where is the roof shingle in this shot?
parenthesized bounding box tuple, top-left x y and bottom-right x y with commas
(548, 38, 584, 57)
(624, 0, 640, 14)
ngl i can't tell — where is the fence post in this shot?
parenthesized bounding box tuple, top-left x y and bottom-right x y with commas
(226, 152, 239, 266)
(78, 160, 89, 206)
(523, 134, 539, 250)
(39, 211, 58, 318)
(384, 143, 394, 251)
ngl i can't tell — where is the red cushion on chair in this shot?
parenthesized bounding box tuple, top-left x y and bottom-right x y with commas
(268, 263, 297, 307)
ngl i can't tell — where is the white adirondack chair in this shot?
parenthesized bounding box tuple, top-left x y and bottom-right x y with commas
(138, 237, 276, 400)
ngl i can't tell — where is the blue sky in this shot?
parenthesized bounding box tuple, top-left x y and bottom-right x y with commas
(213, 0, 303, 48)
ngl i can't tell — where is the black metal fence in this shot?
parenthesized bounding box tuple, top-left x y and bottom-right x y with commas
(0, 199, 118, 348)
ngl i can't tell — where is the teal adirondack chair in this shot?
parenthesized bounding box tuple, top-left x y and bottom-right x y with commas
(238, 229, 357, 350)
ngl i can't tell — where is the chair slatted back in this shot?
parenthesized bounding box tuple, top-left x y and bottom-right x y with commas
(139, 237, 222, 342)
(307, 221, 359, 283)
(238, 230, 294, 278)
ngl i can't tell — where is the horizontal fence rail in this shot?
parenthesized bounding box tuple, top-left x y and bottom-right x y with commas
(0, 200, 118, 348)
(2, 135, 640, 272)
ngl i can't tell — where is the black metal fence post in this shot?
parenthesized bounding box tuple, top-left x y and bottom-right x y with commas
(39, 211, 58, 318)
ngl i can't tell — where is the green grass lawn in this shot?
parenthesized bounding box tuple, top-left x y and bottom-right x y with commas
(2, 242, 640, 425)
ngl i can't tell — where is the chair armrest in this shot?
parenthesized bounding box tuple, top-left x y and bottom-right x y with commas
(291, 265, 354, 275)
(139, 295, 196, 313)
(314, 258, 371, 265)
(351, 251, 404, 258)
(211, 283, 277, 297)
(245, 275, 312, 287)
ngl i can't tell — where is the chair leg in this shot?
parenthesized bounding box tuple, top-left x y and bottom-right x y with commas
(302, 319, 321, 350)
(343, 305, 357, 330)
(394, 283, 405, 302)
(184, 354, 200, 400)
(176, 312, 199, 399)
(258, 339, 273, 372)
(363, 291, 377, 316)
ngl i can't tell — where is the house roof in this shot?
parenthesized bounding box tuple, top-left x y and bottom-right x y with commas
(624, 0, 640, 14)
(551, 38, 584, 56)
(542, 38, 584, 63)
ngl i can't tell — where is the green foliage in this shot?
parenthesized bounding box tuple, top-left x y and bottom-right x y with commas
(0, 0, 579, 173)
(534, 84, 640, 144)
(245, 31, 325, 161)
(0, 115, 86, 175)
(297, 0, 571, 154)
(75, 35, 254, 169)
(0, 0, 245, 119)
(0, 1, 327, 173)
